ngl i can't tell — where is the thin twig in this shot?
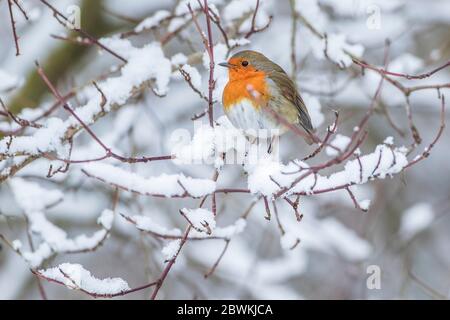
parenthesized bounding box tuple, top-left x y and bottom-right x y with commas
(7, 0, 21, 56)
(40, 0, 127, 63)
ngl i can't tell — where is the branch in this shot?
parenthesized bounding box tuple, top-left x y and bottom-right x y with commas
(405, 95, 446, 169)
(7, 0, 21, 56)
(244, 0, 272, 39)
(188, 1, 216, 127)
(35, 62, 174, 165)
(39, 0, 127, 63)
(204, 239, 230, 278)
(352, 57, 450, 80)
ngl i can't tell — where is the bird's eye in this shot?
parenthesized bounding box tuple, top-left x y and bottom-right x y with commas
(241, 60, 249, 67)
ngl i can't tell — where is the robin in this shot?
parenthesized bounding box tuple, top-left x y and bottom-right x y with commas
(219, 50, 315, 145)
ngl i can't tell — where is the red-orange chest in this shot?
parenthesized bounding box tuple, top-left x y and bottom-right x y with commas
(222, 74, 270, 111)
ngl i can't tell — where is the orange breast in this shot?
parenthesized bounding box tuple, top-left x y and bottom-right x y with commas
(223, 73, 270, 111)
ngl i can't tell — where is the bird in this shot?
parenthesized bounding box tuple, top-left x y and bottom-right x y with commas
(219, 50, 315, 146)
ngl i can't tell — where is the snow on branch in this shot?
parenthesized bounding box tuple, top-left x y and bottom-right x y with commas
(314, 33, 365, 68)
(82, 162, 216, 198)
(7, 178, 115, 267)
(36, 263, 131, 297)
(172, 116, 410, 201)
(121, 214, 182, 238)
(121, 213, 246, 241)
(180, 208, 216, 234)
(134, 10, 172, 33)
(257, 142, 408, 197)
(0, 39, 172, 172)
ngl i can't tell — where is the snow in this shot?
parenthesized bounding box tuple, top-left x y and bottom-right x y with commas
(224, 0, 272, 33)
(27, 211, 110, 253)
(181, 208, 216, 233)
(310, 144, 408, 192)
(22, 244, 53, 268)
(253, 249, 307, 283)
(295, 0, 327, 32)
(296, 215, 372, 261)
(171, 53, 188, 66)
(389, 53, 424, 75)
(100, 39, 172, 97)
(134, 10, 171, 33)
(358, 199, 371, 211)
(384, 136, 394, 145)
(229, 38, 251, 47)
(172, 124, 217, 165)
(9, 178, 114, 267)
(97, 209, 114, 230)
(208, 4, 220, 18)
(10, 178, 63, 213)
(399, 203, 434, 241)
(0, 69, 22, 91)
(312, 33, 365, 68)
(124, 213, 246, 240)
(162, 240, 181, 261)
(39, 263, 130, 295)
(172, 116, 243, 167)
(247, 157, 284, 196)
(167, 17, 189, 33)
(0, 40, 173, 157)
(82, 162, 216, 198)
(322, 220, 371, 260)
(208, 218, 247, 238)
(174, 115, 409, 199)
(173, 113, 410, 205)
(190, 218, 247, 239)
(0, 117, 67, 157)
(124, 214, 183, 237)
(180, 64, 203, 89)
(223, 0, 262, 22)
(12, 240, 22, 251)
(174, 0, 206, 15)
(326, 134, 351, 156)
(247, 142, 409, 197)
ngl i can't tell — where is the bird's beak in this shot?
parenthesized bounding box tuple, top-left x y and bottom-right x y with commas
(218, 62, 235, 68)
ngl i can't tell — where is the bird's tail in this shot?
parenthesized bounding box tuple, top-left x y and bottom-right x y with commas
(299, 123, 318, 145)
(297, 105, 318, 145)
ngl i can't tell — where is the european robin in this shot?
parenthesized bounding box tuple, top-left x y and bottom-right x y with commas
(219, 50, 315, 144)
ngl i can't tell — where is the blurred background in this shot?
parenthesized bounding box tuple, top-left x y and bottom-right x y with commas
(0, 0, 449, 299)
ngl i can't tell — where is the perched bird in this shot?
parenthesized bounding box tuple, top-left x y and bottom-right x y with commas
(219, 50, 315, 145)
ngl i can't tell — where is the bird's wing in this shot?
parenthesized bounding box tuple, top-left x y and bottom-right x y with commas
(267, 70, 314, 134)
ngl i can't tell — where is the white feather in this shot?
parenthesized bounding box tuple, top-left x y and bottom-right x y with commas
(225, 99, 282, 137)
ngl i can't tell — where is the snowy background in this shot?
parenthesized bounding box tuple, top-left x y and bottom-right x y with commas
(0, 0, 449, 299)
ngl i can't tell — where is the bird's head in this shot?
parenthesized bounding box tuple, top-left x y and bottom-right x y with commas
(219, 50, 281, 81)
